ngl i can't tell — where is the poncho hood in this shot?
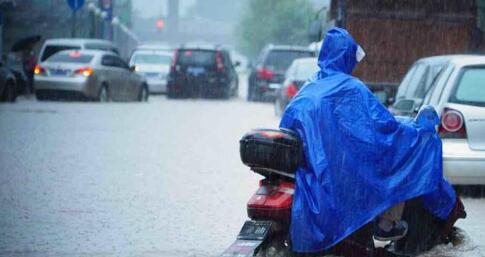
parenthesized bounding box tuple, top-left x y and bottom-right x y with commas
(318, 27, 358, 75)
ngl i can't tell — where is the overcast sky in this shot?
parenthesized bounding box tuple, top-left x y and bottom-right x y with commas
(133, 0, 196, 18)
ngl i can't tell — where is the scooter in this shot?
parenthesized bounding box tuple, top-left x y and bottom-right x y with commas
(220, 128, 466, 257)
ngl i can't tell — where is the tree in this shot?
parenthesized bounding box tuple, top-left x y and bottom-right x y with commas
(237, 0, 314, 57)
(186, 0, 247, 22)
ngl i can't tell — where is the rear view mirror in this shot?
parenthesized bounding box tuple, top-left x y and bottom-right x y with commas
(387, 97, 395, 106)
(129, 65, 136, 72)
(393, 99, 416, 113)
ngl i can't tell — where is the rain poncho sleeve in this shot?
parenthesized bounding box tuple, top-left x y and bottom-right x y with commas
(279, 28, 456, 253)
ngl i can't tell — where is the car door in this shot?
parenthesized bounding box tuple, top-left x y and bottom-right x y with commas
(113, 56, 138, 100)
(101, 55, 124, 100)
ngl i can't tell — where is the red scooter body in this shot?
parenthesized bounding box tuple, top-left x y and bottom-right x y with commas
(247, 179, 294, 225)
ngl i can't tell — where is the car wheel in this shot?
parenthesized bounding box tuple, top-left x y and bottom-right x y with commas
(221, 87, 231, 99)
(138, 85, 149, 102)
(232, 79, 239, 97)
(4, 81, 17, 102)
(247, 85, 255, 101)
(35, 91, 48, 101)
(98, 85, 110, 102)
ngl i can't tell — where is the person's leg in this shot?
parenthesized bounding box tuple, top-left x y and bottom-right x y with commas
(378, 202, 405, 231)
(374, 202, 408, 241)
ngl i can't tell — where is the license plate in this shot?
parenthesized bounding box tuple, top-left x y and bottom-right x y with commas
(145, 72, 159, 77)
(269, 83, 281, 89)
(220, 221, 272, 257)
(187, 67, 205, 76)
(50, 69, 69, 76)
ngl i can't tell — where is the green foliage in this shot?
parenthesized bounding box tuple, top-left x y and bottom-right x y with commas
(237, 0, 314, 57)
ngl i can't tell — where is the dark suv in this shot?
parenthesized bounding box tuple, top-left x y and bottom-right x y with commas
(248, 45, 315, 101)
(167, 44, 239, 99)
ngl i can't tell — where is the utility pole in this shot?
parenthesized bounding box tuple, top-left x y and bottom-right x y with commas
(72, 10, 77, 37)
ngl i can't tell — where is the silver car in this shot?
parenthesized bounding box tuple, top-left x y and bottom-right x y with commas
(129, 49, 172, 94)
(395, 55, 485, 185)
(34, 50, 148, 102)
(274, 57, 318, 116)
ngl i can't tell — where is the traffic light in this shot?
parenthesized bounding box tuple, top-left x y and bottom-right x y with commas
(156, 19, 165, 30)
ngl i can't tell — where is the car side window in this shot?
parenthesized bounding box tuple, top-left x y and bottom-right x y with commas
(113, 56, 129, 70)
(101, 55, 117, 67)
(102, 55, 128, 70)
(407, 64, 429, 98)
(426, 65, 454, 106)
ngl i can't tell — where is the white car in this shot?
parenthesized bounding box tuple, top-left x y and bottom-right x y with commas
(129, 50, 172, 94)
(393, 55, 485, 185)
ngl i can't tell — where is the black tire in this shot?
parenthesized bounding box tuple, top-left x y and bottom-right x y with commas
(232, 80, 239, 97)
(247, 77, 254, 101)
(220, 85, 231, 99)
(247, 85, 255, 101)
(167, 84, 180, 99)
(167, 90, 177, 99)
(4, 81, 17, 102)
(138, 85, 149, 102)
(35, 91, 48, 101)
(98, 85, 110, 102)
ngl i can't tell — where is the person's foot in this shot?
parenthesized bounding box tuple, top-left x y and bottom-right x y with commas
(374, 221, 408, 241)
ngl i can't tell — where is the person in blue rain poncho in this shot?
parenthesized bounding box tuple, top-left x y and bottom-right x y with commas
(279, 28, 457, 253)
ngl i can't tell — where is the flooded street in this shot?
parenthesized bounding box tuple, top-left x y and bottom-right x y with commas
(1, 78, 484, 256)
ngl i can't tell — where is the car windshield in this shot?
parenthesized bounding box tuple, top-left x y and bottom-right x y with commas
(132, 53, 172, 65)
(46, 52, 94, 63)
(265, 50, 314, 71)
(177, 50, 215, 66)
(41, 45, 81, 61)
(85, 43, 116, 53)
(450, 67, 485, 107)
(396, 63, 445, 100)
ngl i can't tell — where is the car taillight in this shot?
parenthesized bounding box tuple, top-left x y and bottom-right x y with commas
(74, 67, 94, 77)
(257, 68, 274, 80)
(171, 50, 179, 72)
(34, 64, 45, 75)
(215, 51, 224, 72)
(439, 108, 467, 138)
(285, 83, 298, 98)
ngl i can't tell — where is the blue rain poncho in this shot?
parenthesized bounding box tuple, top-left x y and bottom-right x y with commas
(279, 28, 456, 253)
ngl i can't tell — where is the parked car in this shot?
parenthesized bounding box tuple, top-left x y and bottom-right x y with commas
(129, 49, 172, 94)
(167, 44, 239, 99)
(390, 56, 451, 115)
(274, 57, 318, 116)
(38, 38, 119, 63)
(392, 55, 485, 185)
(134, 42, 172, 52)
(34, 50, 148, 102)
(0, 61, 17, 102)
(247, 45, 315, 101)
(4, 53, 28, 96)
